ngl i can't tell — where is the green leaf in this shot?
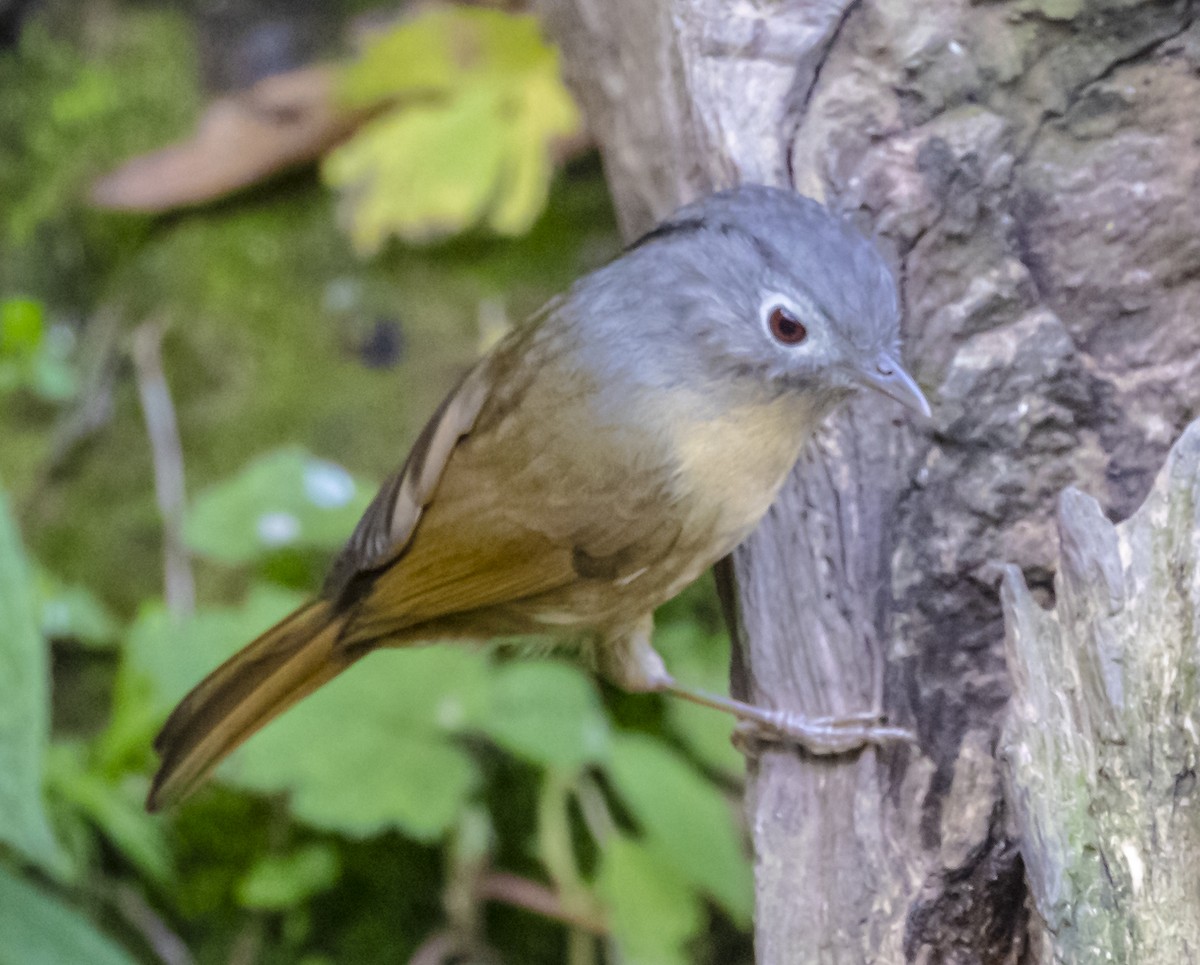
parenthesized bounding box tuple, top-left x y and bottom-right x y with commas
(597, 835, 701, 965)
(654, 623, 743, 778)
(0, 300, 75, 402)
(0, 865, 136, 965)
(28, 337, 76, 402)
(480, 660, 608, 770)
(237, 728, 478, 842)
(230, 650, 486, 840)
(34, 567, 120, 648)
(606, 734, 752, 925)
(44, 741, 171, 884)
(324, 7, 579, 250)
(237, 843, 341, 910)
(0, 298, 45, 354)
(0, 487, 70, 877)
(183, 447, 373, 564)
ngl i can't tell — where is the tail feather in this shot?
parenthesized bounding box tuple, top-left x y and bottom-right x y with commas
(147, 600, 357, 812)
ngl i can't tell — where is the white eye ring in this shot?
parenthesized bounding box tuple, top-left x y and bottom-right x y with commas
(760, 296, 809, 347)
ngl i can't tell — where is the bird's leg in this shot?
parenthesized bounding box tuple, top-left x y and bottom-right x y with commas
(601, 619, 915, 756)
(670, 687, 916, 756)
(597, 616, 674, 692)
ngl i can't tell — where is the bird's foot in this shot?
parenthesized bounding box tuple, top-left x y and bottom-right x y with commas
(664, 683, 915, 756)
(598, 625, 916, 757)
(730, 707, 915, 756)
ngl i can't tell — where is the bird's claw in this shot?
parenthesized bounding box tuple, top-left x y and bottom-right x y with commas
(731, 708, 917, 757)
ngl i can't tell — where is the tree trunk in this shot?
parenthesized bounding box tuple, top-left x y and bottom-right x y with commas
(537, 0, 1200, 960)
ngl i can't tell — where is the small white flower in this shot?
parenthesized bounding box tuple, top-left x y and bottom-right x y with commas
(304, 460, 355, 509)
(257, 511, 301, 546)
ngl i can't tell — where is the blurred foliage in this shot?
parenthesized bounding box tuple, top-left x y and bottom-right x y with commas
(183, 447, 374, 565)
(0, 298, 77, 401)
(0, 864, 136, 965)
(0, 9, 196, 300)
(598, 837, 701, 965)
(325, 7, 580, 251)
(0, 488, 72, 879)
(35, 564, 121, 648)
(0, 3, 752, 965)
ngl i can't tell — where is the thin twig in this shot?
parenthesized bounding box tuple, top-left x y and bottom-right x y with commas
(44, 306, 121, 476)
(573, 773, 617, 844)
(113, 883, 196, 965)
(226, 919, 262, 965)
(131, 321, 194, 617)
(567, 927, 598, 965)
(476, 872, 608, 936)
(407, 931, 467, 965)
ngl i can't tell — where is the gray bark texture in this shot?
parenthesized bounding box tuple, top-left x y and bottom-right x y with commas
(536, 0, 1200, 961)
(1001, 424, 1200, 964)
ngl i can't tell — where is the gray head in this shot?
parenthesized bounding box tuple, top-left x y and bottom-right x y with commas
(575, 184, 929, 417)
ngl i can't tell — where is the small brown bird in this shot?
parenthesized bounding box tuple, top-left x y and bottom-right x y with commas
(147, 185, 929, 811)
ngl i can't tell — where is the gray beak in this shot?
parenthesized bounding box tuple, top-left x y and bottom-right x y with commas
(854, 354, 931, 418)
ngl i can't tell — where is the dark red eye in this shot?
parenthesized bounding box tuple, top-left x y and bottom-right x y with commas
(767, 305, 807, 345)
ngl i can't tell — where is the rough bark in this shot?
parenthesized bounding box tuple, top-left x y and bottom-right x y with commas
(1002, 422, 1200, 964)
(538, 0, 1200, 960)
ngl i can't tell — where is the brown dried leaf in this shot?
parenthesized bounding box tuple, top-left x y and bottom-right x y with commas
(89, 66, 368, 212)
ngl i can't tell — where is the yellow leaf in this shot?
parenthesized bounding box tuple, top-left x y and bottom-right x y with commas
(462, 9, 560, 79)
(324, 87, 507, 251)
(326, 7, 581, 249)
(488, 70, 580, 236)
(339, 8, 558, 108)
(338, 13, 459, 107)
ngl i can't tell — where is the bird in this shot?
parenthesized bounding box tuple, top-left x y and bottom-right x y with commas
(146, 184, 930, 812)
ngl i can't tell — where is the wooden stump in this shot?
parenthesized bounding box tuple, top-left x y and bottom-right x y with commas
(1002, 420, 1200, 964)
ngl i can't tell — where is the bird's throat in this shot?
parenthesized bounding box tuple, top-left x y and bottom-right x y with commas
(667, 389, 822, 550)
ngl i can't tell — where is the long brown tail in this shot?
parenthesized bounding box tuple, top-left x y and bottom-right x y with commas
(147, 600, 359, 812)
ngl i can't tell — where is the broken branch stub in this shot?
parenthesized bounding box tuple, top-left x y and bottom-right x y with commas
(1001, 419, 1200, 963)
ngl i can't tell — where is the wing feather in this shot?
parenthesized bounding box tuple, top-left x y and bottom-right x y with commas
(322, 313, 685, 647)
(323, 358, 495, 598)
